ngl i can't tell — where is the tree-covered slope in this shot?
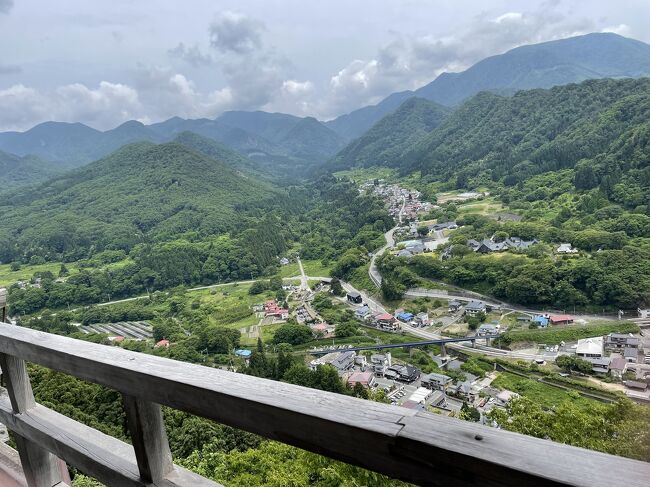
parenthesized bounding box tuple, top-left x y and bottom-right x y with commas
(330, 97, 450, 170)
(278, 117, 345, 160)
(404, 77, 650, 211)
(0, 150, 62, 188)
(0, 142, 277, 258)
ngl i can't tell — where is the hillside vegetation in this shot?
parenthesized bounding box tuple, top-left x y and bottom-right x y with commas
(330, 98, 450, 170)
(0, 150, 62, 187)
(0, 142, 276, 260)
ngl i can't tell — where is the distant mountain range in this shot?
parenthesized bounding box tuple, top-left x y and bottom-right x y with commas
(2, 32, 650, 183)
(326, 32, 650, 139)
(0, 110, 346, 174)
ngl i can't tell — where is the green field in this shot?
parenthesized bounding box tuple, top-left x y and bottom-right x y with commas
(301, 260, 333, 277)
(492, 371, 595, 409)
(0, 262, 79, 287)
(502, 321, 640, 345)
(333, 166, 399, 183)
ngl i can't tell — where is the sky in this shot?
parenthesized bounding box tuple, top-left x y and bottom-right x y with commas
(0, 0, 648, 131)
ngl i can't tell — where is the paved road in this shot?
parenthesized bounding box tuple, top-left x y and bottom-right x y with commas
(369, 197, 405, 287)
(296, 257, 309, 291)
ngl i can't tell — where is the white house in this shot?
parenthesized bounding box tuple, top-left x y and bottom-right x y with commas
(556, 243, 578, 254)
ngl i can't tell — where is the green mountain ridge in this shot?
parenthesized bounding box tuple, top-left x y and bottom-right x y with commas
(0, 142, 277, 259)
(330, 97, 450, 170)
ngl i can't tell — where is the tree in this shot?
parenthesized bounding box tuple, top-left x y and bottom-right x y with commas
(330, 278, 345, 296)
(248, 281, 268, 295)
(417, 226, 429, 237)
(335, 322, 358, 338)
(381, 278, 405, 301)
(460, 402, 481, 422)
(272, 323, 313, 345)
(59, 264, 70, 277)
(10, 262, 20, 272)
(555, 355, 592, 374)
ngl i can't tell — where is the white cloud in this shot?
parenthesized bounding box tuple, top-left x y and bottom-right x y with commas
(209, 10, 264, 54)
(168, 43, 214, 67)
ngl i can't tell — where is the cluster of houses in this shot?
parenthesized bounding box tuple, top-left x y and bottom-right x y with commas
(572, 333, 650, 389)
(257, 300, 289, 320)
(360, 181, 435, 222)
(466, 237, 539, 253)
(352, 303, 430, 331)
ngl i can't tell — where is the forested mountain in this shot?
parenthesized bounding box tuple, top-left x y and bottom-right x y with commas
(278, 117, 346, 160)
(0, 142, 277, 260)
(330, 98, 450, 170)
(0, 150, 62, 187)
(401, 77, 650, 209)
(326, 33, 650, 139)
(171, 131, 266, 177)
(324, 91, 414, 140)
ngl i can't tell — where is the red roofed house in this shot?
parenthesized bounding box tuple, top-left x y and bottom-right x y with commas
(549, 314, 573, 325)
(346, 371, 375, 388)
(155, 339, 170, 348)
(374, 313, 399, 331)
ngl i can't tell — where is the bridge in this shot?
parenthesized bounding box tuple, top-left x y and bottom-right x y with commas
(308, 335, 501, 355)
(0, 296, 648, 486)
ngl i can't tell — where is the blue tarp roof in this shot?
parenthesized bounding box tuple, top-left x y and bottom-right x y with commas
(235, 349, 252, 357)
(396, 312, 414, 320)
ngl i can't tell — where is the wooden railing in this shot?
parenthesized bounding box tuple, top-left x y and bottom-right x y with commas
(0, 322, 648, 487)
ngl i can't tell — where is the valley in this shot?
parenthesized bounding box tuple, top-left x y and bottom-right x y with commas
(1, 25, 650, 487)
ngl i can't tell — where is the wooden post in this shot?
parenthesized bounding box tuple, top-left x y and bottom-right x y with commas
(0, 353, 69, 487)
(0, 287, 7, 323)
(122, 395, 173, 483)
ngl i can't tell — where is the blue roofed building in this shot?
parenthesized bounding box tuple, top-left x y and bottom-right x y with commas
(533, 315, 549, 327)
(396, 312, 414, 322)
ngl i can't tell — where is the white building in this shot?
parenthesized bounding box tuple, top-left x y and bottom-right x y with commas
(556, 243, 578, 254)
(576, 336, 604, 359)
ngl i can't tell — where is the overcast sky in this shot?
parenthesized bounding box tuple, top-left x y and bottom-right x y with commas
(0, 0, 648, 131)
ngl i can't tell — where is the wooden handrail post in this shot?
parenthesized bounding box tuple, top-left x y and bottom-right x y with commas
(0, 353, 70, 487)
(122, 394, 173, 483)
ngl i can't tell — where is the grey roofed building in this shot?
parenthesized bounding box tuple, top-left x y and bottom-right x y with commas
(331, 351, 356, 371)
(605, 333, 640, 350)
(421, 372, 452, 390)
(397, 249, 413, 258)
(465, 300, 487, 315)
(404, 243, 425, 254)
(466, 239, 481, 250)
(586, 357, 610, 373)
(624, 347, 638, 362)
(504, 237, 538, 250)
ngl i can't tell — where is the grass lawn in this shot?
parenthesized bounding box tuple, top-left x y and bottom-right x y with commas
(457, 197, 505, 216)
(492, 371, 596, 409)
(0, 262, 79, 287)
(277, 262, 300, 278)
(301, 260, 333, 277)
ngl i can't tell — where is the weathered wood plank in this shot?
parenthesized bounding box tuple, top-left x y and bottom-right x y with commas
(0, 353, 70, 487)
(0, 323, 648, 487)
(395, 412, 650, 487)
(122, 395, 173, 483)
(0, 394, 222, 487)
